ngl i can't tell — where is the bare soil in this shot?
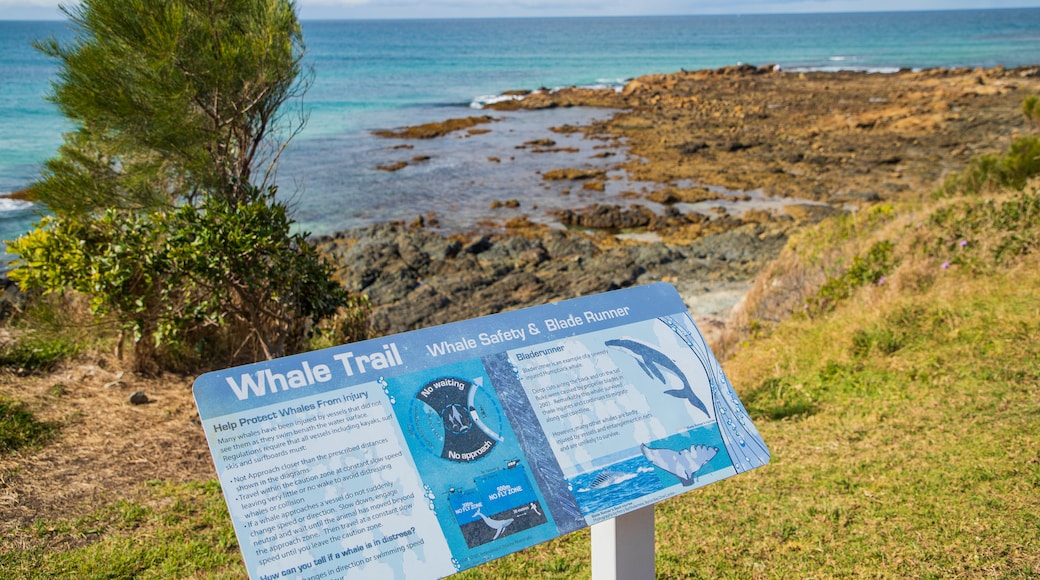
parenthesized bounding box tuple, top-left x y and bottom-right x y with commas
(0, 362, 214, 537)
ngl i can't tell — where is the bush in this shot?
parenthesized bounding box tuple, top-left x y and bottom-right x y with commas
(1024, 94, 1040, 127)
(9, 186, 355, 372)
(936, 136, 1040, 198)
(8, 1, 363, 373)
(803, 240, 896, 317)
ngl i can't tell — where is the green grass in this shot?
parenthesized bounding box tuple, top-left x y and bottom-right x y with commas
(0, 334, 82, 373)
(0, 480, 244, 579)
(0, 396, 58, 454)
(460, 259, 1040, 578)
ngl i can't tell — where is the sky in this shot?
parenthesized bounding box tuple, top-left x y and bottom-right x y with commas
(1, 0, 1039, 20)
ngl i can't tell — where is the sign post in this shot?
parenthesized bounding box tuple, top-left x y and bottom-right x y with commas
(193, 283, 769, 579)
(591, 505, 655, 580)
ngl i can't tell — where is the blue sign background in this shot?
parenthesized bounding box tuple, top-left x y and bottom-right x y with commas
(193, 283, 770, 579)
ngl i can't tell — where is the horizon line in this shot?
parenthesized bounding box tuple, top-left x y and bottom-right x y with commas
(3, 4, 1039, 22)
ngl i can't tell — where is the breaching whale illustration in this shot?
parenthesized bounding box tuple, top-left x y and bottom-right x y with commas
(474, 508, 514, 540)
(605, 337, 709, 416)
(585, 470, 637, 491)
(640, 442, 718, 486)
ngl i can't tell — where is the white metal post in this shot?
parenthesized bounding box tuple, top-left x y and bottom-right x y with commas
(590, 504, 655, 580)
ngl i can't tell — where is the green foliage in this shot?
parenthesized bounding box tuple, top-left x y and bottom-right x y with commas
(803, 240, 895, 317)
(923, 189, 1040, 271)
(10, 0, 364, 371)
(32, 0, 307, 211)
(936, 135, 1040, 198)
(0, 334, 82, 372)
(1024, 94, 1040, 127)
(0, 397, 57, 454)
(1, 480, 242, 577)
(793, 203, 896, 265)
(306, 294, 373, 351)
(9, 186, 354, 371)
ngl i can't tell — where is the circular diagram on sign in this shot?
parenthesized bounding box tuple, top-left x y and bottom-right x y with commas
(410, 376, 504, 463)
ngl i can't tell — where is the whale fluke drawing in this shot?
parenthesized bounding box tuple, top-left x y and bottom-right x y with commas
(474, 509, 514, 540)
(605, 337, 709, 416)
(641, 443, 718, 486)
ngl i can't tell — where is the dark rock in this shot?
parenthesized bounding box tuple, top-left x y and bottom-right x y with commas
(462, 235, 493, 255)
(676, 141, 708, 155)
(830, 190, 882, 204)
(319, 199, 793, 336)
(783, 204, 847, 223)
(129, 391, 149, 405)
(0, 276, 26, 321)
(552, 204, 656, 230)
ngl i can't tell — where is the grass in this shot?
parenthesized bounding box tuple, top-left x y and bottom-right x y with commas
(0, 396, 58, 454)
(713, 261, 1040, 577)
(0, 481, 244, 579)
(0, 334, 82, 373)
(0, 293, 92, 373)
(457, 254, 1040, 579)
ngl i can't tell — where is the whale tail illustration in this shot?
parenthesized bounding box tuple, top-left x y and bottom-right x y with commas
(662, 386, 709, 416)
(641, 442, 718, 486)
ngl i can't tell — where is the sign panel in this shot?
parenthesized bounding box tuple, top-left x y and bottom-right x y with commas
(193, 282, 770, 579)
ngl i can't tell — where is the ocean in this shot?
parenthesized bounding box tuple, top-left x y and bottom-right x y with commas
(2, 9, 1040, 245)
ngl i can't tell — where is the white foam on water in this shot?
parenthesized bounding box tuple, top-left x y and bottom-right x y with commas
(0, 197, 34, 212)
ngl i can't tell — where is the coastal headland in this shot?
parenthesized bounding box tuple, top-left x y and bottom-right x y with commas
(2, 62, 1040, 576)
(315, 64, 1040, 344)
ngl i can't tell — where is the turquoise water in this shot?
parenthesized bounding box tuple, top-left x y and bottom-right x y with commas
(2, 9, 1040, 240)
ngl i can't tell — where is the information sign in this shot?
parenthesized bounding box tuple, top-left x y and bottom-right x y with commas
(193, 282, 770, 579)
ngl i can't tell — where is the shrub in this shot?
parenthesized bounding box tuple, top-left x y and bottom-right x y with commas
(803, 240, 896, 317)
(9, 186, 355, 372)
(936, 136, 1040, 198)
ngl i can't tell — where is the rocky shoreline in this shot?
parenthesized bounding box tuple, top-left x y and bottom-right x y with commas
(316, 64, 1040, 347)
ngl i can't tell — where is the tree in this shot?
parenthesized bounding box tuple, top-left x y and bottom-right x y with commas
(32, 0, 307, 212)
(9, 0, 365, 372)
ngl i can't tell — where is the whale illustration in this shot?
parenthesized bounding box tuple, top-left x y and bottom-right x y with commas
(447, 405, 468, 432)
(641, 443, 718, 486)
(583, 470, 637, 492)
(605, 337, 709, 416)
(474, 508, 514, 540)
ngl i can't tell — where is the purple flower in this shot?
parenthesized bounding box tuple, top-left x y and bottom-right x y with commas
(959, 240, 968, 248)
(877, 276, 887, 286)
(942, 261, 950, 269)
